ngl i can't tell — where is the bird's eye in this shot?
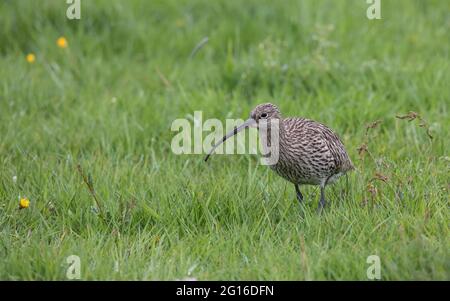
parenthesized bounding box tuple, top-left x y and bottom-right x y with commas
(260, 113, 268, 118)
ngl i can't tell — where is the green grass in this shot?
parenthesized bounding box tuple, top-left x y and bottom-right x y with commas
(0, 0, 448, 280)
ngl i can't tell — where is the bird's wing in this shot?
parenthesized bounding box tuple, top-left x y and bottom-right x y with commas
(284, 118, 354, 173)
(317, 123, 354, 173)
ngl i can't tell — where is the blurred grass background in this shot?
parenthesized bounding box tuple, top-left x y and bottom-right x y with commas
(0, 0, 448, 280)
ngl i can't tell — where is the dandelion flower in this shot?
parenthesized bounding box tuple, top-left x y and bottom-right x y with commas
(57, 37, 68, 48)
(26, 53, 36, 63)
(19, 197, 30, 209)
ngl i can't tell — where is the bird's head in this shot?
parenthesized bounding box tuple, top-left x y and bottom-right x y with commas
(250, 103, 281, 125)
(204, 103, 281, 161)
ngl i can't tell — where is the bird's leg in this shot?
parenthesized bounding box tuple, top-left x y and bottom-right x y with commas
(295, 184, 303, 204)
(318, 185, 327, 211)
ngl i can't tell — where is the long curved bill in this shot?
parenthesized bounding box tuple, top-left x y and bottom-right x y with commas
(204, 118, 256, 162)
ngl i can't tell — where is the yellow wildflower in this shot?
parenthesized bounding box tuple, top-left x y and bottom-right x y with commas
(57, 36, 68, 48)
(26, 53, 36, 63)
(19, 197, 30, 209)
(175, 19, 186, 28)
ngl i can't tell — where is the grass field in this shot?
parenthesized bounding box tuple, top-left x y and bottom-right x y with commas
(0, 0, 448, 280)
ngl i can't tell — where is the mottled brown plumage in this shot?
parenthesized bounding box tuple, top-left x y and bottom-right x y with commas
(206, 103, 354, 210)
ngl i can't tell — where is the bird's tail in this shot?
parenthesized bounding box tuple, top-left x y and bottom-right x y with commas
(342, 156, 355, 173)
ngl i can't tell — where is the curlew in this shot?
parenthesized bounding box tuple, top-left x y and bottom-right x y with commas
(205, 103, 354, 210)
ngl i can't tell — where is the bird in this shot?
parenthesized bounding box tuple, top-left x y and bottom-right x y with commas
(204, 103, 354, 210)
